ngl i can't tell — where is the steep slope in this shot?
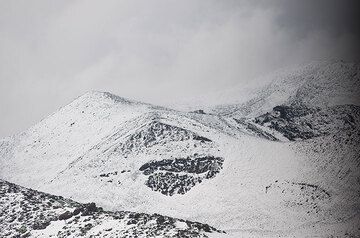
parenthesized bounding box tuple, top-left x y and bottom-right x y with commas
(0, 179, 223, 238)
(0, 91, 164, 187)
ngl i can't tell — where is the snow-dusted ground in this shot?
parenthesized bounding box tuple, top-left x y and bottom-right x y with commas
(0, 179, 222, 237)
(1, 61, 359, 237)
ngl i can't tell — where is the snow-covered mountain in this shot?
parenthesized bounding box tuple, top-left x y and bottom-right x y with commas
(1, 61, 359, 237)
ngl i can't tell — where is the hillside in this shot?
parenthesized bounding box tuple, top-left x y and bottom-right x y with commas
(0, 179, 223, 237)
(1, 61, 360, 237)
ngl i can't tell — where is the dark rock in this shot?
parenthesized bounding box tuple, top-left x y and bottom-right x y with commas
(33, 220, 51, 230)
(140, 156, 224, 196)
(81, 202, 99, 216)
(254, 104, 360, 141)
(59, 211, 73, 220)
(72, 207, 82, 216)
(191, 109, 206, 114)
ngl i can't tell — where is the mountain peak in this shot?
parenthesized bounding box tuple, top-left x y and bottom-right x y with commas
(77, 91, 138, 105)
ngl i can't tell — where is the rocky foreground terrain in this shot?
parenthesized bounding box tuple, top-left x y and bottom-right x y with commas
(0, 179, 223, 238)
(1, 61, 360, 237)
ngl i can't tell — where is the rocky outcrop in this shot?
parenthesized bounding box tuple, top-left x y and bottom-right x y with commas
(254, 105, 360, 141)
(140, 156, 224, 196)
(233, 118, 279, 141)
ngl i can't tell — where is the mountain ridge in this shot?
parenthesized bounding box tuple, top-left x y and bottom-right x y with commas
(212, 61, 360, 118)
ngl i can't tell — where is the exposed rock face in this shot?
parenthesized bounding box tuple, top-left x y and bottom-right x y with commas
(233, 118, 279, 141)
(146, 172, 202, 196)
(0, 179, 223, 237)
(140, 156, 224, 196)
(254, 105, 360, 141)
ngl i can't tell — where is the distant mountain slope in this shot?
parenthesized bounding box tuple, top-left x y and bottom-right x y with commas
(212, 61, 360, 142)
(232, 104, 360, 141)
(212, 61, 360, 118)
(0, 179, 223, 238)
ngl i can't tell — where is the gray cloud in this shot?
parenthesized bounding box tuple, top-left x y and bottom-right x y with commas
(0, 0, 359, 137)
(274, 0, 360, 37)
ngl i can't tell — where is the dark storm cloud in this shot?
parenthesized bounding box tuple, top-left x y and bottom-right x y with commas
(274, 0, 360, 37)
(0, 0, 359, 137)
(272, 0, 360, 60)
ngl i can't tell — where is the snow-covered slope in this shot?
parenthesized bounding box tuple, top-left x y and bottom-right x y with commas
(0, 179, 223, 237)
(0, 91, 165, 186)
(213, 61, 360, 118)
(1, 61, 360, 237)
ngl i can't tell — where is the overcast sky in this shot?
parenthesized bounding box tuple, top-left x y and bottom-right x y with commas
(0, 0, 359, 137)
